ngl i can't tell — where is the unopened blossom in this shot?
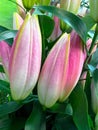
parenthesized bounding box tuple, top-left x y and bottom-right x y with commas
(38, 31, 85, 108)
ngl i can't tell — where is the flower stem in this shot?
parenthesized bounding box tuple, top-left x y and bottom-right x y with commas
(85, 23, 98, 66)
(89, 24, 98, 54)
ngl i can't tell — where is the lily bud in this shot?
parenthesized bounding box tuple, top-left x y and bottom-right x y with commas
(13, 12, 23, 30)
(0, 41, 11, 79)
(22, 0, 36, 11)
(9, 13, 42, 100)
(38, 31, 85, 108)
(49, 4, 61, 41)
(49, 16, 62, 41)
(89, 0, 98, 22)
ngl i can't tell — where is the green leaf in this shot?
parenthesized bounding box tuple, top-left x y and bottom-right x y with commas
(0, 101, 23, 117)
(0, 0, 17, 29)
(0, 65, 5, 73)
(90, 48, 98, 67)
(85, 71, 94, 129)
(39, 15, 55, 38)
(0, 80, 10, 93)
(93, 69, 98, 88)
(88, 30, 94, 38)
(0, 30, 17, 42)
(0, 115, 12, 130)
(25, 101, 46, 130)
(88, 64, 96, 73)
(53, 115, 78, 130)
(0, 26, 8, 33)
(70, 84, 91, 130)
(34, 6, 87, 43)
(10, 117, 26, 130)
(48, 102, 73, 115)
(82, 15, 96, 32)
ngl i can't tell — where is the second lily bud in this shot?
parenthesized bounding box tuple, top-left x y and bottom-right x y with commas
(38, 31, 86, 108)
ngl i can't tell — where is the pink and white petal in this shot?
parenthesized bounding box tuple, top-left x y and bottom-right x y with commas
(38, 33, 70, 108)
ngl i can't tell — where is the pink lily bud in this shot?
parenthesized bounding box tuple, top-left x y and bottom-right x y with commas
(13, 12, 23, 30)
(59, 31, 85, 101)
(0, 41, 11, 79)
(49, 4, 62, 41)
(9, 13, 42, 100)
(38, 31, 85, 108)
(49, 16, 62, 41)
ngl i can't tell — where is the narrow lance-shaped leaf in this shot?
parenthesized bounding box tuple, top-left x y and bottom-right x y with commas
(34, 6, 87, 43)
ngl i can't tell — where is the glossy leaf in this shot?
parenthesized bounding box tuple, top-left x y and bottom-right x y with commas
(0, 30, 17, 42)
(0, 115, 11, 130)
(0, 0, 17, 29)
(0, 101, 23, 117)
(85, 71, 94, 129)
(10, 117, 26, 130)
(0, 26, 8, 33)
(25, 101, 46, 130)
(0, 80, 10, 93)
(39, 15, 55, 38)
(91, 69, 98, 115)
(93, 69, 98, 88)
(34, 6, 87, 42)
(48, 102, 68, 114)
(90, 48, 98, 67)
(0, 65, 4, 73)
(53, 115, 78, 130)
(70, 84, 91, 130)
(82, 15, 96, 32)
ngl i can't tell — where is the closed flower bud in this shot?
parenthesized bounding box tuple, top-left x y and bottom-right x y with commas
(0, 41, 11, 79)
(22, 0, 36, 11)
(9, 13, 42, 100)
(49, 15, 62, 41)
(49, 4, 61, 41)
(38, 31, 85, 108)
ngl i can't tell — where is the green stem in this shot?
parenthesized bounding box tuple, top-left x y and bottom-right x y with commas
(84, 23, 98, 66)
(89, 24, 98, 54)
